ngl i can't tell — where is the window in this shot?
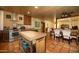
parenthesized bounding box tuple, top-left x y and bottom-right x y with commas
(6, 14, 11, 19)
(19, 17, 23, 20)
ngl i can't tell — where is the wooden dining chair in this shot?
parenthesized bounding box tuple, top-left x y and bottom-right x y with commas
(70, 30, 79, 45)
(62, 29, 72, 44)
(54, 29, 62, 41)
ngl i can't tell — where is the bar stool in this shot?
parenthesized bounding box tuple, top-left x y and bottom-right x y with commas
(23, 41, 30, 53)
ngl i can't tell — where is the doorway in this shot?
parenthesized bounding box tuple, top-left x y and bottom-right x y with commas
(41, 22, 45, 32)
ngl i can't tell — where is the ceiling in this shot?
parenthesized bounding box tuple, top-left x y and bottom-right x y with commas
(0, 6, 79, 18)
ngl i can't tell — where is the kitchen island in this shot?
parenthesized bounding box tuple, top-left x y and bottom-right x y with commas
(19, 31, 46, 53)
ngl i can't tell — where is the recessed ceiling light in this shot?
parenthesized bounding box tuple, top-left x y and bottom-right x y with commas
(34, 6, 38, 9)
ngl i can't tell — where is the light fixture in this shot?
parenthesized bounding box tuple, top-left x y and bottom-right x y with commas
(34, 6, 38, 9)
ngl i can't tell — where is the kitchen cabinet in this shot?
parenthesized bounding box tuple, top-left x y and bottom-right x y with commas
(0, 30, 9, 42)
(24, 15, 31, 25)
(36, 37, 45, 53)
(3, 31, 9, 42)
(0, 31, 3, 42)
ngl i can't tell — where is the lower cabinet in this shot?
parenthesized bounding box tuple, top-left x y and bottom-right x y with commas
(3, 31, 9, 42)
(19, 36, 46, 53)
(0, 31, 3, 42)
(36, 37, 45, 53)
(0, 30, 9, 42)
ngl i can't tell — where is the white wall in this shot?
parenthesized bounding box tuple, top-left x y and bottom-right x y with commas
(0, 10, 4, 30)
(40, 16, 54, 32)
(44, 20, 53, 28)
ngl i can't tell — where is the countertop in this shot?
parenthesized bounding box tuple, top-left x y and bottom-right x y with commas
(19, 31, 46, 41)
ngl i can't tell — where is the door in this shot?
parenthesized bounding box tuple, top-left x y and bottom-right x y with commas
(41, 22, 45, 32)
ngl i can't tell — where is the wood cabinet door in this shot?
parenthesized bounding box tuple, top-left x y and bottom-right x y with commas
(24, 16, 31, 25)
(3, 31, 9, 42)
(36, 37, 45, 53)
(0, 31, 3, 42)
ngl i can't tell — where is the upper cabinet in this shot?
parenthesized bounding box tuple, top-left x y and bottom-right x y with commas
(24, 15, 31, 25)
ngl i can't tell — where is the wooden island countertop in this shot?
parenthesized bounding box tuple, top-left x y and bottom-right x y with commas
(19, 31, 46, 41)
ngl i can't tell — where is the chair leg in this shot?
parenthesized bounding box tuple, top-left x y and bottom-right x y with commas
(68, 40, 71, 44)
(57, 37, 60, 42)
(62, 38, 64, 43)
(75, 39, 78, 46)
(71, 39, 72, 42)
(54, 35, 55, 38)
(59, 38, 61, 42)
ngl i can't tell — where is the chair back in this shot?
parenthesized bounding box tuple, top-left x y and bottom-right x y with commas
(62, 29, 71, 39)
(54, 29, 61, 37)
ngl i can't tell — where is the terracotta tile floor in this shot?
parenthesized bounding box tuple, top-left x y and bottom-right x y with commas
(0, 40, 21, 53)
(0, 34, 79, 53)
(46, 35, 79, 53)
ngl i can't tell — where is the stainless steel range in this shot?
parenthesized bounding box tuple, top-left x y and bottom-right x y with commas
(9, 30, 19, 42)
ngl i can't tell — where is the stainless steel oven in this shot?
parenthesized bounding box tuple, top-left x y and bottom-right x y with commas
(9, 30, 19, 42)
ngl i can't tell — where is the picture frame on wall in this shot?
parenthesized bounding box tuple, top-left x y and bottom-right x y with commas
(35, 21, 40, 27)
